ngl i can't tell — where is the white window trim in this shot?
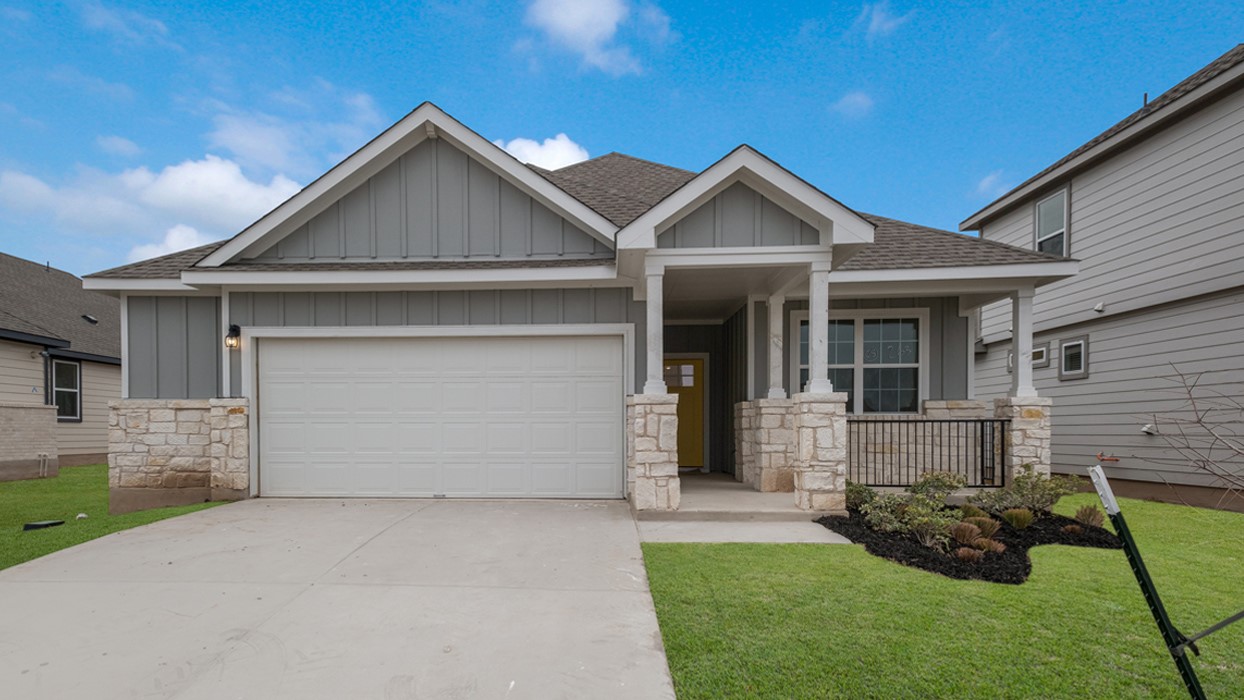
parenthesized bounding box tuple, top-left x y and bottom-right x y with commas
(1007, 341, 1050, 372)
(790, 308, 931, 415)
(51, 359, 81, 421)
(1035, 189, 1069, 256)
(1059, 335, 1089, 380)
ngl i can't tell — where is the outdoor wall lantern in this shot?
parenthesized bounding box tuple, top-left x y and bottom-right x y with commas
(224, 324, 242, 350)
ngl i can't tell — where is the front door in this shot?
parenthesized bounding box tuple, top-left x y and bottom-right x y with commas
(664, 357, 705, 469)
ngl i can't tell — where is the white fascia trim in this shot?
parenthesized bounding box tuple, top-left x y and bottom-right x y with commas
(616, 147, 875, 250)
(82, 277, 206, 292)
(180, 264, 622, 288)
(199, 103, 618, 267)
(645, 246, 831, 273)
(828, 261, 1079, 284)
(961, 61, 1244, 231)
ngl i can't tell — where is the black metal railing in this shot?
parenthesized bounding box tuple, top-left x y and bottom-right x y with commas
(846, 418, 1009, 488)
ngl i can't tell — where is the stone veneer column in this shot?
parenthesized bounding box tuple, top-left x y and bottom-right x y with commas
(626, 394, 680, 511)
(792, 392, 849, 512)
(994, 397, 1053, 477)
(733, 401, 756, 485)
(753, 398, 796, 492)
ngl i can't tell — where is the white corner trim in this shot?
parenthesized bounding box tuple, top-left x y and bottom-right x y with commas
(616, 146, 875, 250)
(200, 103, 618, 268)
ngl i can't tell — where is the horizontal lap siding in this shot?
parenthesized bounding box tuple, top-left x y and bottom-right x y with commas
(54, 361, 120, 456)
(0, 339, 42, 403)
(975, 290, 1244, 486)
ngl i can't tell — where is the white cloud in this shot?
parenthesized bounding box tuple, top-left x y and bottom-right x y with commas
(80, 2, 180, 50)
(974, 170, 1012, 199)
(831, 91, 875, 119)
(127, 224, 214, 262)
(96, 135, 142, 157)
(524, 0, 673, 76)
(47, 66, 134, 101)
(123, 155, 300, 231)
(493, 133, 589, 170)
(852, 2, 913, 41)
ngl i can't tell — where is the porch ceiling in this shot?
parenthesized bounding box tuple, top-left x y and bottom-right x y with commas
(663, 265, 797, 321)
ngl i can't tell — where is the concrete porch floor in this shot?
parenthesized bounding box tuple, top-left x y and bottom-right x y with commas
(637, 472, 817, 522)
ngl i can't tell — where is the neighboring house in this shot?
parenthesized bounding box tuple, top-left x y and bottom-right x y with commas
(963, 44, 1244, 505)
(0, 253, 121, 480)
(84, 103, 1075, 513)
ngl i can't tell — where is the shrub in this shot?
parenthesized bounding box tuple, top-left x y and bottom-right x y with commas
(963, 516, 1001, 539)
(974, 537, 1006, 554)
(1062, 524, 1084, 536)
(959, 504, 988, 519)
(1075, 504, 1105, 528)
(903, 495, 959, 550)
(950, 521, 982, 546)
(956, 547, 984, 563)
(970, 465, 1080, 515)
(1001, 508, 1034, 530)
(908, 471, 967, 503)
(861, 494, 908, 533)
(845, 481, 877, 511)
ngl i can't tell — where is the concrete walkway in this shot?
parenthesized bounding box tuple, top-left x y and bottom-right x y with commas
(0, 499, 675, 699)
(637, 520, 852, 543)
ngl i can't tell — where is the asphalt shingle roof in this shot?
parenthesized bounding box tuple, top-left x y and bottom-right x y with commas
(0, 253, 121, 358)
(88, 148, 1064, 280)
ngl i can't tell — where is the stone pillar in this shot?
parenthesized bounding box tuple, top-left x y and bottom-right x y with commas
(753, 398, 796, 492)
(994, 396, 1052, 477)
(626, 394, 680, 511)
(209, 399, 250, 497)
(733, 401, 756, 485)
(792, 391, 849, 512)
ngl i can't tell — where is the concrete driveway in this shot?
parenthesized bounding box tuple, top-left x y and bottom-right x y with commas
(0, 499, 675, 699)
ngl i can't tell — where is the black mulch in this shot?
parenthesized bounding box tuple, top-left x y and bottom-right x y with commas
(816, 510, 1121, 585)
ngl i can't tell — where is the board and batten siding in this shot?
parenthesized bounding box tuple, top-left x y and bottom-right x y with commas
(975, 289, 1244, 487)
(0, 338, 42, 403)
(250, 138, 610, 262)
(126, 297, 222, 400)
(657, 182, 820, 248)
(55, 361, 120, 456)
(226, 289, 646, 396)
(979, 86, 1244, 339)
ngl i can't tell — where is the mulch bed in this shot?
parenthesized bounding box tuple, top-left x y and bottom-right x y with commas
(816, 510, 1121, 585)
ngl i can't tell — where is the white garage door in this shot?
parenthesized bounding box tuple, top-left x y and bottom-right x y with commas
(257, 335, 624, 498)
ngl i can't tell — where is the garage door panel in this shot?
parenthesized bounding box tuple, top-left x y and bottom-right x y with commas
(259, 335, 624, 498)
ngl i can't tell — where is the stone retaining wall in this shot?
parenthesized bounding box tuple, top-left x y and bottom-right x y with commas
(0, 403, 58, 482)
(108, 398, 250, 513)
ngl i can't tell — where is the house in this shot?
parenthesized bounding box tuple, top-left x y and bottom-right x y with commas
(84, 103, 1075, 513)
(963, 44, 1244, 508)
(0, 253, 121, 480)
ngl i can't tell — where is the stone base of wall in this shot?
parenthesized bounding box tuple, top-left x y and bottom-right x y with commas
(626, 394, 680, 511)
(753, 399, 795, 492)
(109, 399, 250, 514)
(733, 402, 756, 485)
(994, 396, 1052, 477)
(0, 403, 59, 482)
(793, 392, 849, 513)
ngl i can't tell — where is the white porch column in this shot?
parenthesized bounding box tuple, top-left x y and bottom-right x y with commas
(1011, 286, 1037, 397)
(643, 272, 667, 394)
(766, 294, 786, 399)
(805, 268, 833, 393)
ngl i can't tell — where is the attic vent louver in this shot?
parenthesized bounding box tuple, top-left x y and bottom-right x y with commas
(82, 314, 98, 324)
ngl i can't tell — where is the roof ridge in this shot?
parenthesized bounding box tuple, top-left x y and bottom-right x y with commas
(553, 151, 698, 176)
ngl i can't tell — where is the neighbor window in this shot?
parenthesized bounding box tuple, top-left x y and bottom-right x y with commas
(1036, 190, 1068, 256)
(51, 359, 81, 421)
(796, 312, 924, 414)
(1059, 336, 1089, 380)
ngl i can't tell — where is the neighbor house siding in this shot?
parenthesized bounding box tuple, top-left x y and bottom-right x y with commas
(975, 288, 1244, 487)
(54, 360, 120, 457)
(250, 138, 610, 262)
(227, 288, 646, 395)
(657, 182, 820, 248)
(0, 339, 42, 404)
(126, 296, 222, 399)
(980, 87, 1244, 340)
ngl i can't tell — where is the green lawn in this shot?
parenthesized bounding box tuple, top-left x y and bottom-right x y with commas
(0, 464, 219, 571)
(643, 494, 1244, 699)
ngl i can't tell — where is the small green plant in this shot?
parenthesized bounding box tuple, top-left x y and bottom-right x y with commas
(903, 495, 959, 550)
(970, 465, 1079, 515)
(861, 493, 908, 533)
(1061, 524, 1084, 536)
(973, 537, 1006, 554)
(1001, 508, 1034, 530)
(963, 516, 1000, 539)
(959, 503, 988, 519)
(950, 521, 982, 546)
(955, 547, 985, 563)
(908, 471, 967, 502)
(845, 481, 877, 511)
(1074, 504, 1105, 528)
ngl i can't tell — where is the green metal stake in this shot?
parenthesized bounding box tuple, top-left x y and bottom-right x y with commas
(1088, 466, 1206, 699)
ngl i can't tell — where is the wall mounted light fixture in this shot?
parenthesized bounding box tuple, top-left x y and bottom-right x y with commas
(225, 324, 241, 350)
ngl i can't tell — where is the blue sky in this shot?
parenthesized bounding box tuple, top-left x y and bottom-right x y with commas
(1, 1, 1241, 276)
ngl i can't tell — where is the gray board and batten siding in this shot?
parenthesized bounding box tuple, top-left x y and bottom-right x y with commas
(656, 182, 821, 248)
(249, 138, 611, 262)
(126, 297, 222, 400)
